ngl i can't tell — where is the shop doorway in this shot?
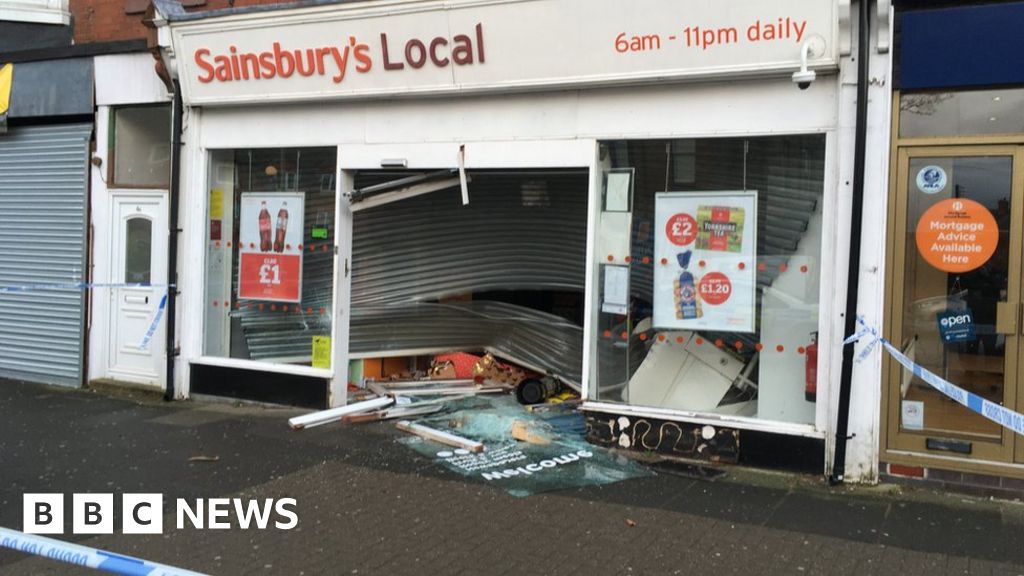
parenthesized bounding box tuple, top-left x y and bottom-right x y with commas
(344, 168, 588, 386)
(885, 146, 1024, 463)
(107, 192, 168, 386)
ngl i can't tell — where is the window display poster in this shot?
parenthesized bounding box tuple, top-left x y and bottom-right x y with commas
(601, 264, 629, 315)
(653, 191, 757, 332)
(238, 192, 305, 302)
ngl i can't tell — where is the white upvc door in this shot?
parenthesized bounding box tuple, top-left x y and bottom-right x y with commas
(107, 191, 169, 386)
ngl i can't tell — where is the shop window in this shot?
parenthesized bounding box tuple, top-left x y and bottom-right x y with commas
(203, 148, 337, 368)
(111, 105, 171, 188)
(900, 88, 1024, 138)
(591, 136, 826, 426)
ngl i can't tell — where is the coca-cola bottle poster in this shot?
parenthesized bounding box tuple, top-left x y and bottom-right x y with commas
(652, 191, 758, 333)
(238, 192, 305, 302)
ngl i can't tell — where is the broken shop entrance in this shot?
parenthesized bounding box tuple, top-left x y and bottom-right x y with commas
(342, 164, 589, 409)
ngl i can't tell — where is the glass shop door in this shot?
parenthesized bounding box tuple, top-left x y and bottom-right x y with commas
(886, 146, 1024, 462)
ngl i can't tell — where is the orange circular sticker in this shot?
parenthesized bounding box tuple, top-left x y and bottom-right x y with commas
(666, 213, 698, 246)
(698, 272, 732, 306)
(915, 198, 998, 273)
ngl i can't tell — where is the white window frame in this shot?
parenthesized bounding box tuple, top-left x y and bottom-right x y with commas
(582, 130, 840, 440)
(331, 140, 599, 407)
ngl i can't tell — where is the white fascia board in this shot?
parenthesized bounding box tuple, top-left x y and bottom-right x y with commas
(0, 0, 70, 25)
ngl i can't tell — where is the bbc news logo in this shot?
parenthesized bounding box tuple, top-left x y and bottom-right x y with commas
(23, 494, 298, 534)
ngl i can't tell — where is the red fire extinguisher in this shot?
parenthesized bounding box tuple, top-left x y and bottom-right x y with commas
(805, 331, 818, 402)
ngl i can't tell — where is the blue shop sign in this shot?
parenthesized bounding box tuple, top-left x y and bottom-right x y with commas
(937, 309, 976, 343)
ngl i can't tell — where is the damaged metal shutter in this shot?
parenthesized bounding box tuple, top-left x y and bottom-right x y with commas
(351, 171, 588, 305)
(350, 170, 589, 386)
(0, 124, 91, 386)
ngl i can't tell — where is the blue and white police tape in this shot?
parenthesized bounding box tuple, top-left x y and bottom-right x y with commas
(845, 317, 1024, 437)
(0, 281, 172, 351)
(138, 293, 168, 351)
(0, 282, 174, 294)
(0, 526, 207, 576)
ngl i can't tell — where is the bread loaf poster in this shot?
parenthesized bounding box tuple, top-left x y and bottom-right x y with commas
(653, 191, 757, 332)
(238, 192, 305, 302)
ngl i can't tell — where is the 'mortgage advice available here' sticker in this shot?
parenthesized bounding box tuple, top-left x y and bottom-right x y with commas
(915, 198, 998, 273)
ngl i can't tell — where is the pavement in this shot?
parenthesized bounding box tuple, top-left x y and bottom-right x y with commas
(1, 379, 1024, 576)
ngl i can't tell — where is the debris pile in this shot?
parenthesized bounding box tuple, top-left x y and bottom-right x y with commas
(288, 352, 568, 431)
(287, 352, 652, 496)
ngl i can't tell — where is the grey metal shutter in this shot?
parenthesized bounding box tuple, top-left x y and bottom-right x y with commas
(0, 124, 92, 386)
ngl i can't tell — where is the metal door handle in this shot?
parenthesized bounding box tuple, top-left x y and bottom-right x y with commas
(124, 295, 149, 305)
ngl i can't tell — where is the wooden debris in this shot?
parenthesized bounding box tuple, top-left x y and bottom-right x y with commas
(429, 360, 457, 380)
(510, 420, 552, 445)
(188, 455, 220, 463)
(473, 352, 529, 387)
(395, 420, 484, 453)
(524, 398, 582, 413)
(288, 396, 394, 430)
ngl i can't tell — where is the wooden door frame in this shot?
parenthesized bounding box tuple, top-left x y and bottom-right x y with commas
(881, 92, 1024, 472)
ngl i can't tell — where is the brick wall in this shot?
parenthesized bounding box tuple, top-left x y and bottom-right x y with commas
(70, 0, 295, 45)
(881, 462, 1024, 501)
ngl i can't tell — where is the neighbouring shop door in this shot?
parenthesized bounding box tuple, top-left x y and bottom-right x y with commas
(108, 192, 168, 386)
(887, 146, 1024, 462)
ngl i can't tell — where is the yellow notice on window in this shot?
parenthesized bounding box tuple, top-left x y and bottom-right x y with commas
(312, 336, 331, 369)
(209, 188, 224, 220)
(0, 63, 12, 115)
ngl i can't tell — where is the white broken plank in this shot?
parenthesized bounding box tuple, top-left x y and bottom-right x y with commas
(342, 404, 444, 424)
(288, 397, 394, 430)
(396, 420, 484, 453)
(367, 381, 390, 398)
(385, 404, 445, 418)
(389, 386, 507, 396)
(378, 379, 476, 389)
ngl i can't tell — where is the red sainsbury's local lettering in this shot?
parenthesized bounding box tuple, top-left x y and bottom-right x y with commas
(194, 23, 485, 84)
(195, 38, 371, 84)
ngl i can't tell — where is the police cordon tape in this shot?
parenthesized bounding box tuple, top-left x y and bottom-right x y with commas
(0, 282, 173, 351)
(0, 526, 207, 576)
(845, 317, 1024, 436)
(138, 293, 168, 351)
(0, 282, 174, 294)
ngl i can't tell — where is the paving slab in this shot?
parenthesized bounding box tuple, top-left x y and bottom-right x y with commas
(1, 379, 1023, 575)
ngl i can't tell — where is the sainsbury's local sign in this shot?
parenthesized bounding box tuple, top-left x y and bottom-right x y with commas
(168, 0, 840, 106)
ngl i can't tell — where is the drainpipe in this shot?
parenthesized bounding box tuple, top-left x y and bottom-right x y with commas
(830, 0, 871, 484)
(165, 79, 182, 402)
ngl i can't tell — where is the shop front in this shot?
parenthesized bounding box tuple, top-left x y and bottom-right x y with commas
(154, 0, 865, 473)
(881, 1, 1024, 488)
(0, 58, 93, 388)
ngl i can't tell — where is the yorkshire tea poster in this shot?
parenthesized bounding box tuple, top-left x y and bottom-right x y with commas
(653, 191, 757, 332)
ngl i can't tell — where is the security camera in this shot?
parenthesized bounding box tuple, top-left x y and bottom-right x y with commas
(792, 41, 817, 90)
(792, 69, 816, 90)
